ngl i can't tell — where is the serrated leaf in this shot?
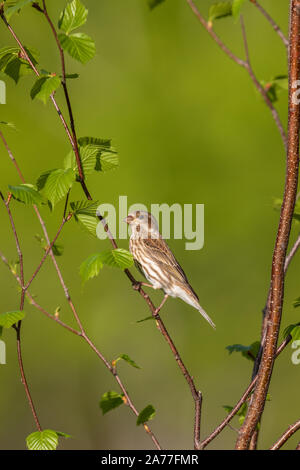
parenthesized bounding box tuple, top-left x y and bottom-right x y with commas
(26, 430, 58, 451)
(232, 0, 246, 20)
(4, 0, 34, 20)
(208, 2, 232, 23)
(99, 391, 124, 415)
(8, 184, 44, 205)
(284, 323, 300, 340)
(42, 168, 75, 208)
(71, 200, 99, 236)
(30, 75, 61, 104)
(76, 213, 98, 236)
(58, 0, 88, 34)
(148, 0, 165, 10)
(80, 253, 103, 283)
(0, 310, 25, 328)
(80, 249, 134, 283)
(0, 46, 38, 84)
(70, 199, 100, 217)
(95, 151, 119, 172)
(116, 354, 140, 369)
(64, 145, 99, 176)
(226, 342, 260, 362)
(76, 137, 119, 172)
(136, 405, 155, 426)
(78, 136, 111, 148)
(58, 32, 96, 64)
(99, 249, 134, 270)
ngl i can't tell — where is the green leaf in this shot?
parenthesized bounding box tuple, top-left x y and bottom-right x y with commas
(4, 0, 34, 20)
(261, 75, 288, 104)
(36, 170, 52, 191)
(116, 354, 141, 369)
(41, 168, 75, 208)
(55, 430, 71, 439)
(208, 2, 232, 24)
(284, 323, 300, 341)
(30, 75, 61, 104)
(95, 151, 119, 172)
(64, 145, 99, 176)
(232, 0, 246, 20)
(26, 430, 58, 451)
(80, 249, 134, 283)
(78, 136, 111, 148)
(0, 310, 25, 328)
(223, 401, 247, 424)
(58, 32, 96, 64)
(80, 253, 103, 283)
(226, 342, 260, 362)
(52, 244, 64, 257)
(58, 0, 88, 34)
(148, 0, 165, 10)
(8, 184, 44, 205)
(71, 200, 100, 236)
(0, 46, 38, 84)
(99, 249, 134, 270)
(0, 121, 16, 130)
(99, 391, 124, 415)
(75, 213, 98, 236)
(65, 73, 79, 79)
(136, 405, 155, 426)
(71, 200, 100, 217)
(76, 137, 119, 172)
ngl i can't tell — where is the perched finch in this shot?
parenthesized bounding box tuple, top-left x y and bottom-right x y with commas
(125, 211, 215, 329)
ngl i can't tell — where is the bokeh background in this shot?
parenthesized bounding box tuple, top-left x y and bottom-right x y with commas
(0, 0, 298, 450)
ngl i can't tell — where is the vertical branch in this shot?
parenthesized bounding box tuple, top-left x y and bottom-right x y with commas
(0, 192, 42, 431)
(236, 0, 300, 449)
(40, 0, 92, 200)
(0, 7, 90, 200)
(15, 323, 42, 431)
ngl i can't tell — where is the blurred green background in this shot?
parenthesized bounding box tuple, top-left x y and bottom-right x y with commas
(0, 0, 298, 450)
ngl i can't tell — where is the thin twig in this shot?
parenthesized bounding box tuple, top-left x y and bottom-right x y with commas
(199, 334, 292, 449)
(0, 192, 42, 431)
(40, 0, 92, 200)
(24, 214, 72, 291)
(250, 0, 289, 49)
(270, 419, 300, 450)
(0, 9, 205, 447)
(0, 8, 90, 199)
(0, 133, 162, 450)
(185, 0, 287, 150)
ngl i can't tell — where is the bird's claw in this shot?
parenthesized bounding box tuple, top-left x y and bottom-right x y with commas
(132, 282, 141, 291)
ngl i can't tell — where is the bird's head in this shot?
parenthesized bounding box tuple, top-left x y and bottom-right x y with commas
(124, 211, 160, 238)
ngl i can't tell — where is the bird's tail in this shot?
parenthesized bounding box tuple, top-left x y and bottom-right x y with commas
(197, 303, 216, 329)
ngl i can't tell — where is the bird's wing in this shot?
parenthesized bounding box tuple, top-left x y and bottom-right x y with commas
(141, 237, 199, 299)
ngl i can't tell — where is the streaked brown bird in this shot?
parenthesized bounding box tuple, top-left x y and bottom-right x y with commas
(125, 210, 215, 329)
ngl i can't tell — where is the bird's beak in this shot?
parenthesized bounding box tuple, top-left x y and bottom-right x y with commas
(124, 215, 134, 224)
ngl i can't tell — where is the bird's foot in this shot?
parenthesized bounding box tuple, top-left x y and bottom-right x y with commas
(132, 281, 142, 291)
